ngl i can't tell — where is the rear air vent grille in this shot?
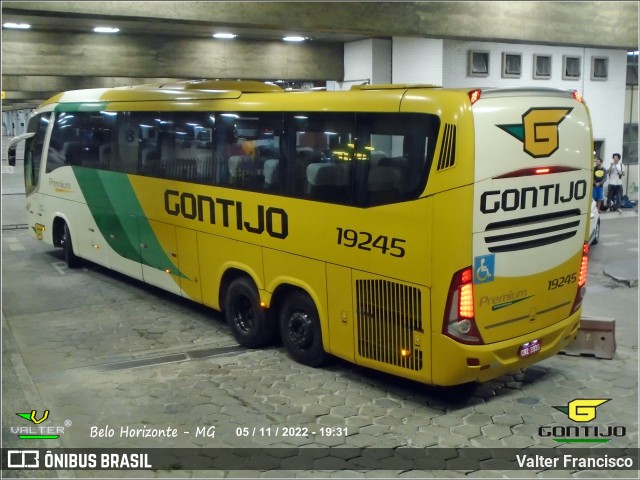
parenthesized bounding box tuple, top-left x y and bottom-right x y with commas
(484, 209, 582, 253)
(437, 123, 456, 171)
(356, 279, 423, 371)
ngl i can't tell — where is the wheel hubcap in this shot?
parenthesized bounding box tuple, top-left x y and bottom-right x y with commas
(288, 311, 313, 349)
(234, 296, 254, 332)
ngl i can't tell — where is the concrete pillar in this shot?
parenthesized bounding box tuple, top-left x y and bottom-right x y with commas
(329, 38, 391, 91)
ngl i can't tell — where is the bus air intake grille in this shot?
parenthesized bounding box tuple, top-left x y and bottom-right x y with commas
(484, 209, 581, 253)
(437, 123, 456, 171)
(356, 279, 423, 371)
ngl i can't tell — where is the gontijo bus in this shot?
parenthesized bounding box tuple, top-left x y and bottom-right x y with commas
(7, 80, 592, 386)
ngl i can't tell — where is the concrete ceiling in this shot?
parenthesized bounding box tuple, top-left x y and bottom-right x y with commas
(2, 1, 638, 110)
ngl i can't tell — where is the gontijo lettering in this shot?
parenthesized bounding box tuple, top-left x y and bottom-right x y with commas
(164, 189, 288, 239)
(480, 180, 588, 214)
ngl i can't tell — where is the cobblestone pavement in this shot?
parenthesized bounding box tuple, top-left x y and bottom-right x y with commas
(2, 226, 638, 479)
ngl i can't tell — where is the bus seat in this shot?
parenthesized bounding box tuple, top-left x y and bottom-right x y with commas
(368, 165, 397, 204)
(228, 155, 248, 178)
(384, 156, 408, 191)
(370, 150, 388, 166)
(61, 141, 81, 165)
(306, 163, 349, 201)
(141, 148, 159, 175)
(195, 156, 213, 179)
(263, 159, 279, 189)
(99, 143, 114, 168)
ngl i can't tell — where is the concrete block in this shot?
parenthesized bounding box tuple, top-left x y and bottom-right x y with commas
(560, 315, 616, 359)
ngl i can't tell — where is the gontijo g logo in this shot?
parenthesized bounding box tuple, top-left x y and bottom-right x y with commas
(498, 107, 572, 158)
(539, 398, 626, 443)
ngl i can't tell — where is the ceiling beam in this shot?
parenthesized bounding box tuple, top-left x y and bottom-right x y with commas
(3, 1, 638, 49)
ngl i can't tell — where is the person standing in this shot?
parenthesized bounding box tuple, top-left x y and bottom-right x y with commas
(606, 153, 624, 211)
(593, 157, 607, 211)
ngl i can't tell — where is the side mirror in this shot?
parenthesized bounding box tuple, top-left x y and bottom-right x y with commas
(6, 131, 35, 166)
(8, 146, 16, 166)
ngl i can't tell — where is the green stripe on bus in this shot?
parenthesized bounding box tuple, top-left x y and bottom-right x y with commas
(54, 102, 109, 113)
(72, 168, 188, 279)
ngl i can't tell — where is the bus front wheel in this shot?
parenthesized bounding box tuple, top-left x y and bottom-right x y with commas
(224, 277, 274, 348)
(62, 223, 80, 269)
(279, 291, 329, 367)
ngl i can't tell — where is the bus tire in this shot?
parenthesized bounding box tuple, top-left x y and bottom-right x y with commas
(224, 277, 274, 348)
(62, 223, 80, 269)
(279, 291, 329, 367)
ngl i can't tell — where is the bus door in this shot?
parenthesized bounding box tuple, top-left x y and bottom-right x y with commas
(137, 220, 202, 301)
(470, 90, 591, 345)
(326, 264, 355, 362)
(139, 220, 181, 295)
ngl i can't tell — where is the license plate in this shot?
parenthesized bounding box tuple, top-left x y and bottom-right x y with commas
(519, 339, 541, 358)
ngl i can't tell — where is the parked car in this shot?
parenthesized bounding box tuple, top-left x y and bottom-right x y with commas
(589, 200, 600, 245)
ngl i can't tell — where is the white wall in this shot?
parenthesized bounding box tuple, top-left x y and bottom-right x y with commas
(392, 37, 443, 85)
(441, 40, 627, 168)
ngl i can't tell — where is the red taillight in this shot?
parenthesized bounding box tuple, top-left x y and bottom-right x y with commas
(459, 284, 474, 318)
(571, 242, 589, 314)
(578, 242, 589, 287)
(443, 267, 484, 345)
(468, 89, 482, 105)
(572, 90, 584, 102)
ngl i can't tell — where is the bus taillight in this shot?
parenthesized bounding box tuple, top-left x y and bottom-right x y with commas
(468, 89, 482, 105)
(572, 90, 584, 103)
(443, 267, 484, 345)
(571, 242, 589, 314)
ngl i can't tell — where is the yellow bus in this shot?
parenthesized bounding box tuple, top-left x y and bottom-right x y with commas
(8, 80, 593, 386)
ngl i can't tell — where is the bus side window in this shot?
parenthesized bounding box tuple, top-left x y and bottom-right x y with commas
(287, 112, 354, 203)
(117, 115, 139, 174)
(354, 113, 438, 206)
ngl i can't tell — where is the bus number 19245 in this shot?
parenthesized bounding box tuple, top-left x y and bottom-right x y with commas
(336, 227, 406, 257)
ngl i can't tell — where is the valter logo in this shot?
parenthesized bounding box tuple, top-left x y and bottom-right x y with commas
(539, 398, 626, 443)
(11, 409, 67, 440)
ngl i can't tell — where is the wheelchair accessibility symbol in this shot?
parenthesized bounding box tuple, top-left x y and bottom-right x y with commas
(474, 254, 495, 284)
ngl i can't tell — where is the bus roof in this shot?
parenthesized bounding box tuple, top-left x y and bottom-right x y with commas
(39, 80, 581, 110)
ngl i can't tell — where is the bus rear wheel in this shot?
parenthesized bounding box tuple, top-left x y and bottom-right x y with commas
(224, 277, 274, 348)
(62, 223, 80, 268)
(279, 291, 329, 367)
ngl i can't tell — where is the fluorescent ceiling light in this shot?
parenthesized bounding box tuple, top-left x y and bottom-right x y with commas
(213, 32, 236, 39)
(283, 36, 306, 42)
(94, 26, 120, 33)
(3, 22, 31, 29)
